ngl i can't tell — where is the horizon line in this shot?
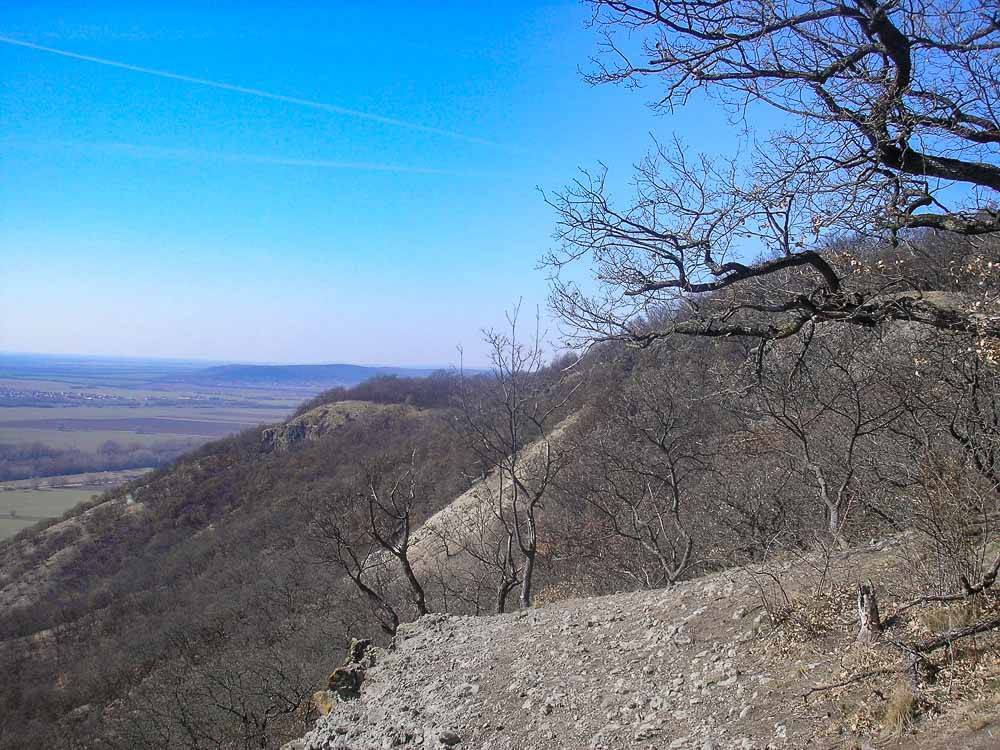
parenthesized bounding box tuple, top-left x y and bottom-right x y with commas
(0, 349, 485, 371)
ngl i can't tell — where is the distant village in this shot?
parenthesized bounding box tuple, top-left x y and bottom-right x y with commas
(0, 387, 240, 408)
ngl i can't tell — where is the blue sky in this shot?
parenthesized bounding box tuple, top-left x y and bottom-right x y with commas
(0, 2, 741, 366)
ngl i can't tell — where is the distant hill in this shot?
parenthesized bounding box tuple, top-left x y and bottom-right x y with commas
(166, 363, 439, 388)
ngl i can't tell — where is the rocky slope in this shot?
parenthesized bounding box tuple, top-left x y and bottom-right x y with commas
(289, 540, 1000, 750)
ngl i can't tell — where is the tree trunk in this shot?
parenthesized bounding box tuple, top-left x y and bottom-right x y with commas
(904, 653, 939, 690)
(399, 556, 429, 616)
(496, 579, 515, 614)
(520, 550, 535, 609)
(856, 580, 882, 644)
(495, 532, 517, 614)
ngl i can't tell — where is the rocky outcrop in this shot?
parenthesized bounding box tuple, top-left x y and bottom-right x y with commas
(328, 638, 379, 701)
(260, 402, 412, 453)
(288, 639, 383, 749)
(262, 422, 308, 453)
(294, 581, 780, 750)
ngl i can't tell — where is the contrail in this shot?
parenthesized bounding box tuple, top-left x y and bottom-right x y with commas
(0, 34, 507, 150)
(9, 140, 484, 176)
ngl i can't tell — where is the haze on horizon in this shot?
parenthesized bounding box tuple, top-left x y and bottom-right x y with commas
(0, 2, 740, 366)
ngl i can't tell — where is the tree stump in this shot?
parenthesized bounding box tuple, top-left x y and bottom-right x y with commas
(857, 580, 883, 644)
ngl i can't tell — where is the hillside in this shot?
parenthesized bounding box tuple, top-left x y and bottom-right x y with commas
(0, 376, 483, 750)
(5, 3, 1000, 749)
(2, 305, 999, 750)
(0, 400, 421, 612)
(292, 540, 1000, 750)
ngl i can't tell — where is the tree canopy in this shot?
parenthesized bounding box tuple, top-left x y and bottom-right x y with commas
(547, 0, 1000, 346)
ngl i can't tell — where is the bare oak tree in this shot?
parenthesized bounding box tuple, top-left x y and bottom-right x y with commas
(755, 328, 914, 544)
(562, 360, 713, 586)
(308, 453, 431, 636)
(546, 0, 1000, 346)
(458, 305, 577, 610)
(427, 482, 524, 614)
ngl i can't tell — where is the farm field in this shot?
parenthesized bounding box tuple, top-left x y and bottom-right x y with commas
(0, 427, 205, 451)
(0, 487, 102, 540)
(0, 469, 153, 539)
(0, 487, 100, 516)
(0, 353, 323, 497)
(0, 404, 293, 448)
(0, 401, 296, 450)
(0, 352, 430, 495)
(1, 469, 150, 491)
(0, 351, 439, 520)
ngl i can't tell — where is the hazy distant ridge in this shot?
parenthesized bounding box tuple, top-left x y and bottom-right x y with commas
(171, 363, 438, 388)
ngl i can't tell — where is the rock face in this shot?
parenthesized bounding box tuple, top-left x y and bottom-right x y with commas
(328, 638, 378, 701)
(288, 640, 383, 749)
(260, 402, 409, 453)
(262, 422, 308, 453)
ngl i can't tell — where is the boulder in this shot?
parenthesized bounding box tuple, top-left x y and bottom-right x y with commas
(328, 638, 376, 701)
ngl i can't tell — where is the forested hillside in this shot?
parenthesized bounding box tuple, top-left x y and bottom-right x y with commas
(0, 378, 483, 748)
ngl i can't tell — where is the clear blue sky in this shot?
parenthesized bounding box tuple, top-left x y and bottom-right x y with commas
(0, 2, 741, 366)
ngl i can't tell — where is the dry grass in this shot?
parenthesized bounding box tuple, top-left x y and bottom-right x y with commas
(768, 542, 1000, 745)
(883, 682, 917, 734)
(919, 602, 978, 634)
(311, 689, 336, 717)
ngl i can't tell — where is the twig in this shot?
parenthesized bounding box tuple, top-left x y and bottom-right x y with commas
(802, 668, 897, 701)
(912, 614, 1000, 654)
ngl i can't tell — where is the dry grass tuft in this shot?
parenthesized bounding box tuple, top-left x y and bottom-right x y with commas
(311, 689, 336, 717)
(965, 713, 992, 732)
(883, 682, 917, 735)
(919, 602, 978, 634)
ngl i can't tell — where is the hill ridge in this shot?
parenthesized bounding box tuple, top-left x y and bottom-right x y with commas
(166, 363, 439, 388)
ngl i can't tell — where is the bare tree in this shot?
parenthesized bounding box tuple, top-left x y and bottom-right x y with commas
(426, 487, 523, 614)
(561, 359, 715, 586)
(114, 643, 312, 750)
(754, 328, 914, 544)
(458, 305, 577, 610)
(308, 453, 431, 635)
(546, 1, 1000, 347)
(943, 346, 1000, 488)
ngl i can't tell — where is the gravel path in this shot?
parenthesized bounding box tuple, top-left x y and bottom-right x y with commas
(294, 570, 833, 750)
(290, 546, 1000, 750)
